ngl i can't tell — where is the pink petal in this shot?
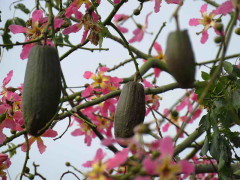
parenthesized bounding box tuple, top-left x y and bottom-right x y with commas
(176, 98, 187, 111)
(54, 18, 65, 29)
(117, 26, 128, 33)
(107, 148, 129, 169)
(162, 123, 170, 132)
(191, 108, 202, 121)
(0, 154, 8, 164)
(101, 138, 117, 146)
(83, 71, 93, 79)
(189, 19, 200, 26)
(99, 67, 109, 72)
(8, 25, 26, 34)
(179, 160, 195, 174)
(143, 79, 153, 88)
(145, 12, 152, 28)
(81, 86, 94, 98)
(21, 43, 35, 60)
(160, 136, 174, 156)
(163, 108, 170, 116)
(21, 137, 35, 152)
(37, 138, 46, 154)
(214, 1, 233, 15)
(2, 119, 16, 130)
(200, 4, 208, 14)
(62, 24, 82, 35)
(81, 29, 89, 44)
(154, 68, 161, 77)
(71, 129, 84, 136)
(143, 157, 157, 175)
(94, 148, 105, 162)
(42, 129, 58, 137)
(91, 12, 99, 22)
(3, 70, 13, 86)
(32, 10, 43, 23)
(72, 7, 83, 20)
(82, 160, 93, 168)
(129, 29, 144, 43)
(85, 135, 92, 146)
(0, 129, 6, 144)
(166, 0, 181, 3)
(114, 14, 129, 22)
(154, 0, 162, 13)
(200, 30, 209, 44)
(153, 42, 163, 54)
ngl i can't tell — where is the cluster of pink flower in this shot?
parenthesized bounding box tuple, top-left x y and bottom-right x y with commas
(0, 154, 11, 180)
(0, 71, 23, 143)
(71, 67, 122, 146)
(0, 71, 58, 154)
(83, 136, 194, 179)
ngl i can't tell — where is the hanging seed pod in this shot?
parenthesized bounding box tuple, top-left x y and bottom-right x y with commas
(165, 30, 196, 88)
(114, 81, 146, 139)
(23, 45, 62, 136)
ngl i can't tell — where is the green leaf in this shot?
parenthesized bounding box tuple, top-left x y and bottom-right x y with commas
(56, 33, 63, 46)
(12, 17, 26, 27)
(2, 17, 26, 50)
(7, 143, 17, 158)
(209, 131, 220, 160)
(14, 3, 30, 14)
(201, 71, 210, 80)
(232, 90, 240, 107)
(63, 35, 72, 45)
(200, 137, 209, 156)
(223, 61, 233, 74)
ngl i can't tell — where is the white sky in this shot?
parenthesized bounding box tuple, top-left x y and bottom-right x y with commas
(0, 0, 238, 179)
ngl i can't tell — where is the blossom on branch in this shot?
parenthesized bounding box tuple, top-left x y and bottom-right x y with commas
(8, 10, 64, 59)
(21, 129, 58, 154)
(129, 12, 152, 43)
(189, 4, 224, 44)
(63, 8, 102, 45)
(83, 148, 129, 179)
(143, 137, 194, 179)
(0, 71, 23, 143)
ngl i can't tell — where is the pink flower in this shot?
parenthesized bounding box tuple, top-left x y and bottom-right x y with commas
(0, 153, 11, 180)
(189, 4, 221, 44)
(9, 10, 64, 59)
(162, 109, 187, 135)
(83, 148, 128, 179)
(21, 129, 58, 154)
(143, 137, 194, 178)
(129, 12, 152, 43)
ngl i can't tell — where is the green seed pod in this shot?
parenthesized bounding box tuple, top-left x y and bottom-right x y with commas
(114, 81, 146, 139)
(165, 30, 196, 88)
(23, 45, 62, 136)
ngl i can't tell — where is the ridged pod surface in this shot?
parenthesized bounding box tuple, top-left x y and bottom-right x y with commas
(165, 30, 196, 88)
(23, 45, 61, 136)
(114, 81, 146, 139)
